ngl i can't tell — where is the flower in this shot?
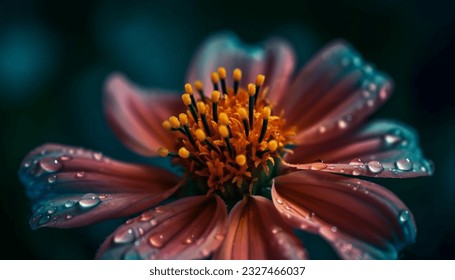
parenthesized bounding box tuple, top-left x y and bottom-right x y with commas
(19, 33, 433, 260)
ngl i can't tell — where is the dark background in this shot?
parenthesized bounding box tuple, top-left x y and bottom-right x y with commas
(1, 0, 454, 259)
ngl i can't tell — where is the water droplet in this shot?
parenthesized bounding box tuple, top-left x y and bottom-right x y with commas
(352, 167, 363, 176)
(78, 193, 100, 209)
(311, 162, 327, 170)
(331, 226, 338, 232)
(155, 206, 166, 213)
(184, 235, 195, 244)
(272, 227, 282, 234)
(396, 158, 413, 171)
(276, 198, 283, 204)
(137, 227, 145, 236)
(47, 175, 57, 184)
(24, 162, 31, 168)
(64, 201, 75, 208)
(139, 211, 154, 222)
(309, 212, 315, 219)
(399, 210, 410, 223)
(66, 214, 73, 220)
(114, 228, 134, 244)
(338, 119, 348, 129)
(75, 171, 86, 178)
(47, 207, 57, 214)
(149, 234, 164, 248)
(215, 233, 225, 240)
(367, 161, 383, 173)
(39, 158, 63, 172)
(92, 152, 103, 161)
(150, 219, 158, 226)
(349, 158, 364, 166)
(384, 134, 401, 146)
(318, 126, 326, 134)
(60, 155, 72, 161)
(125, 219, 134, 225)
(38, 215, 51, 225)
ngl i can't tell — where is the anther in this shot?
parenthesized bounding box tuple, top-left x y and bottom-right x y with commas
(195, 128, 219, 153)
(194, 80, 206, 102)
(268, 140, 278, 152)
(197, 101, 211, 136)
(162, 120, 172, 131)
(185, 83, 197, 109)
(218, 112, 231, 137)
(258, 106, 271, 143)
(211, 72, 220, 92)
(178, 147, 205, 166)
(182, 93, 198, 122)
(219, 125, 233, 158)
(169, 116, 185, 135)
(248, 83, 256, 128)
(158, 147, 178, 158)
(218, 67, 227, 95)
(233, 68, 241, 95)
(211, 91, 220, 123)
(254, 74, 265, 105)
(235, 154, 246, 166)
(238, 108, 249, 137)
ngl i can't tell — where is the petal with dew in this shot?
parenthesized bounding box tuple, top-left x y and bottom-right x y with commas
(214, 195, 307, 260)
(273, 171, 416, 259)
(104, 73, 186, 156)
(284, 120, 433, 178)
(281, 41, 392, 144)
(96, 195, 227, 260)
(19, 144, 181, 229)
(186, 32, 295, 102)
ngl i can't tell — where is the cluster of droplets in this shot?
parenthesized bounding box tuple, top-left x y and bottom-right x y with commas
(21, 147, 110, 228)
(159, 67, 295, 196)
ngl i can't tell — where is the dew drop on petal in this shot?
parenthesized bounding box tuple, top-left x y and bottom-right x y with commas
(47, 207, 57, 214)
(367, 160, 383, 173)
(139, 211, 154, 222)
(60, 155, 72, 161)
(66, 214, 73, 220)
(38, 215, 51, 225)
(39, 158, 63, 172)
(349, 158, 364, 166)
(114, 228, 134, 244)
(47, 175, 57, 184)
(318, 126, 326, 134)
(137, 227, 145, 236)
(78, 193, 100, 209)
(150, 219, 159, 226)
(24, 162, 31, 168)
(399, 210, 410, 223)
(92, 152, 103, 161)
(384, 134, 401, 146)
(276, 198, 283, 204)
(155, 206, 166, 213)
(338, 119, 348, 129)
(75, 171, 86, 178)
(64, 201, 75, 208)
(331, 226, 338, 233)
(215, 233, 225, 240)
(272, 227, 282, 234)
(149, 234, 165, 248)
(311, 162, 327, 170)
(396, 158, 413, 171)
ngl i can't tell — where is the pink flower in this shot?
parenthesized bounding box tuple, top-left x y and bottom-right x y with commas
(19, 33, 433, 259)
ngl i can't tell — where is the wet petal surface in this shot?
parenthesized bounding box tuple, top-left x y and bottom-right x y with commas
(19, 144, 181, 228)
(97, 195, 227, 260)
(273, 171, 416, 259)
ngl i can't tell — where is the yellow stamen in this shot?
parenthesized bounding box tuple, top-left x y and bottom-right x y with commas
(218, 125, 230, 139)
(194, 80, 206, 102)
(169, 116, 180, 129)
(238, 107, 250, 137)
(182, 93, 192, 106)
(184, 83, 193, 94)
(178, 147, 190, 159)
(262, 106, 271, 119)
(211, 72, 219, 91)
(196, 101, 206, 114)
(218, 112, 230, 125)
(236, 154, 246, 166)
(162, 120, 172, 130)
(233, 68, 242, 81)
(248, 83, 256, 96)
(195, 129, 206, 142)
(158, 147, 169, 157)
(178, 113, 188, 126)
(238, 108, 248, 120)
(255, 74, 265, 87)
(268, 140, 278, 152)
(211, 90, 220, 102)
(218, 67, 227, 79)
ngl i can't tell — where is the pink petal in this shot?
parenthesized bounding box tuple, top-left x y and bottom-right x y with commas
(214, 196, 307, 260)
(281, 41, 393, 144)
(186, 33, 295, 102)
(284, 120, 433, 178)
(104, 73, 185, 156)
(96, 195, 228, 260)
(273, 171, 416, 259)
(19, 144, 181, 229)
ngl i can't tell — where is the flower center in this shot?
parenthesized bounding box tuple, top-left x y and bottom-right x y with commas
(159, 67, 295, 199)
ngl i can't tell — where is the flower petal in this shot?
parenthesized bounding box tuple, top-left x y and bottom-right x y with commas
(284, 120, 434, 178)
(19, 144, 181, 229)
(96, 195, 227, 260)
(282, 41, 392, 144)
(214, 195, 307, 260)
(186, 32, 295, 103)
(104, 73, 185, 156)
(273, 171, 416, 259)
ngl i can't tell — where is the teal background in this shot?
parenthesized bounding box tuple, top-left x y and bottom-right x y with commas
(1, 0, 454, 259)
